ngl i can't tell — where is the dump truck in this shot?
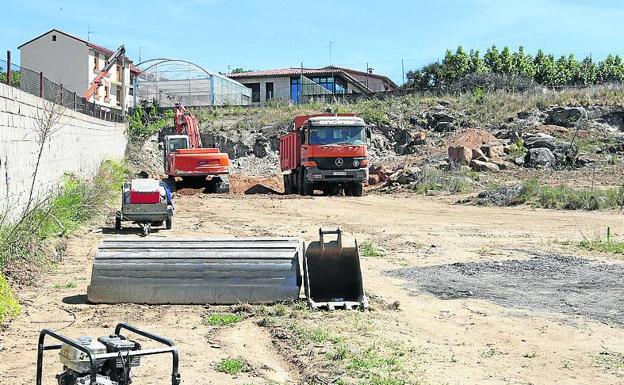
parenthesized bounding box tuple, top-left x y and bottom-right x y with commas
(160, 103, 230, 192)
(279, 114, 370, 196)
(87, 228, 368, 310)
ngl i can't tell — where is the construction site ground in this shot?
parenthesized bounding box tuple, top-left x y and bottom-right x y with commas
(2, 182, 624, 385)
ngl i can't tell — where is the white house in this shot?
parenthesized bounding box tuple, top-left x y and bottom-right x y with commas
(18, 29, 138, 110)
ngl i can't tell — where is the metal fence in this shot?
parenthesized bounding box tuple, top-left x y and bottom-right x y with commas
(0, 52, 124, 122)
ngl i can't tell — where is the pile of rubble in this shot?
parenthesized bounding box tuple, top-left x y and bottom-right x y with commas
(447, 142, 509, 172)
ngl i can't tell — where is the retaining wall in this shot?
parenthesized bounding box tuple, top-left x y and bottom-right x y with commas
(0, 83, 127, 216)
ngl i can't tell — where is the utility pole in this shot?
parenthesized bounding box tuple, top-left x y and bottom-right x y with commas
(329, 41, 336, 94)
(401, 58, 405, 86)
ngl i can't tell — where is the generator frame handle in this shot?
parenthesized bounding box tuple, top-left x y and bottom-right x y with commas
(37, 328, 98, 385)
(36, 324, 181, 385)
(115, 323, 180, 385)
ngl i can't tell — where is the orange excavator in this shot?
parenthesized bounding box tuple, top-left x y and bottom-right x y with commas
(160, 103, 230, 192)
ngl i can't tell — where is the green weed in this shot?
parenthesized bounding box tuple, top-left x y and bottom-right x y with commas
(360, 241, 386, 257)
(215, 357, 248, 375)
(203, 313, 243, 327)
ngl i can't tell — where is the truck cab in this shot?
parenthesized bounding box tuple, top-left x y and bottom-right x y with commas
(280, 114, 370, 196)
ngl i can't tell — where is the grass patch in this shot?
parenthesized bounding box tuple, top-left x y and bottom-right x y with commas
(411, 167, 478, 195)
(202, 312, 243, 327)
(593, 350, 624, 371)
(574, 230, 624, 254)
(0, 274, 20, 323)
(519, 179, 624, 210)
(360, 241, 386, 257)
(0, 159, 128, 324)
(215, 357, 248, 375)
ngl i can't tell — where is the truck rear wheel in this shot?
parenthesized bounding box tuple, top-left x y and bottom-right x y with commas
(283, 175, 291, 194)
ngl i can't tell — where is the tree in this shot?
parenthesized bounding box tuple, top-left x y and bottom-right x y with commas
(578, 56, 597, 85)
(469, 49, 488, 74)
(406, 62, 444, 88)
(513, 46, 535, 79)
(597, 54, 624, 83)
(533, 50, 557, 86)
(499, 46, 515, 75)
(441, 47, 471, 82)
(484, 45, 502, 73)
(230, 67, 252, 74)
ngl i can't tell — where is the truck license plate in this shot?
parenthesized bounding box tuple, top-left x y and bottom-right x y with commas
(333, 171, 347, 176)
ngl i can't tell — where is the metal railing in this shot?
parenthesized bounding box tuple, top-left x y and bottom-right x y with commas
(1, 50, 125, 123)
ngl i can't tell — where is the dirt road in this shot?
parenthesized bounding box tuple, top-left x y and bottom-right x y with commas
(1, 192, 623, 384)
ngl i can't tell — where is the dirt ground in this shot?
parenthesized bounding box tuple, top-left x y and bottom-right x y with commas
(1, 190, 624, 385)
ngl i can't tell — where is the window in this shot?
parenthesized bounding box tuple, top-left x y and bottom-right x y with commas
(309, 126, 366, 145)
(93, 56, 99, 72)
(52, 35, 56, 41)
(265, 82, 274, 101)
(290, 77, 301, 103)
(247, 83, 260, 103)
(116, 64, 122, 82)
(104, 86, 110, 101)
(116, 86, 122, 106)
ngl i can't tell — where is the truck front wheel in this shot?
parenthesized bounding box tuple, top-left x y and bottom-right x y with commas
(352, 182, 364, 197)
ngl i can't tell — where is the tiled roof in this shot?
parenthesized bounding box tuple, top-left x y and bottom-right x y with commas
(227, 67, 376, 92)
(227, 67, 341, 78)
(18, 28, 133, 63)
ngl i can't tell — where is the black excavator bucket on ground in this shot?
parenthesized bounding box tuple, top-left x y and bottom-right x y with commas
(303, 228, 368, 310)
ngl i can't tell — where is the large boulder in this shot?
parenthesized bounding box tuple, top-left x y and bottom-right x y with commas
(470, 159, 500, 173)
(545, 106, 587, 127)
(448, 146, 473, 165)
(389, 167, 422, 185)
(523, 133, 576, 166)
(524, 147, 556, 168)
(481, 142, 505, 160)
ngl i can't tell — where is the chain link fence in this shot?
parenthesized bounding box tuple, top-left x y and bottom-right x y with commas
(0, 55, 124, 123)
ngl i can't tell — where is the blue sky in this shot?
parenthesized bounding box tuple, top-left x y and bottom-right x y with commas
(1, 0, 623, 84)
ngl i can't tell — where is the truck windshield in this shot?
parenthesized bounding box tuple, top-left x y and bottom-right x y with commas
(308, 126, 366, 145)
(168, 138, 188, 151)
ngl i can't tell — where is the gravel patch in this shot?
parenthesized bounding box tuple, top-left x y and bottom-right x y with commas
(386, 250, 624, 324)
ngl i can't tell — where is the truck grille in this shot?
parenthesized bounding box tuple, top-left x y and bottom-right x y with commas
(314, 157, 356, 170)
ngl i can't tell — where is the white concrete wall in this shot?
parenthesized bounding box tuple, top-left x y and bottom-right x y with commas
(0, 83, 127, 216)
(19, 31, 89, 96)
(237, 77, 292, 106)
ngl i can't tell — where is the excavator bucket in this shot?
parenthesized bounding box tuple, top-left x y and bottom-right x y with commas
(303, 228, 368, 310)
(87, 238, 303, 304)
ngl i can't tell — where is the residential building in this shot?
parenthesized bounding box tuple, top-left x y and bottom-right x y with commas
(226, 66, 398, 106)
(18, 29, 139, 110)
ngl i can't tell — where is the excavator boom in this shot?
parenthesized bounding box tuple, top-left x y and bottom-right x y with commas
(83, 45, 126, 100)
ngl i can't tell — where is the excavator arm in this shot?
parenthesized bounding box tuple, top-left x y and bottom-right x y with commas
(174, 103, 202, 148)
(83, 45, 126, 100)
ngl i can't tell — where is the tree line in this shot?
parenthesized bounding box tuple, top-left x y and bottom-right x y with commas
(406, 46, 624, 89)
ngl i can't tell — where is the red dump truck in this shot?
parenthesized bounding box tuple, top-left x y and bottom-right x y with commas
(279, 114, 370, 196)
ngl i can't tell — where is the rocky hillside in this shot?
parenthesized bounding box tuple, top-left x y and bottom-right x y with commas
(187, 88, 624, 177)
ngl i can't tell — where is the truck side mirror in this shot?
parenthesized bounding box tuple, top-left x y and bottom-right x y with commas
(366, 127, 372, 139)
(158, 142, 164, 151)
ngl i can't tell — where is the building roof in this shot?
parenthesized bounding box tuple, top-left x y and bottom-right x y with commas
(227, 67, 375, 92)
(18, 28, 133, 63)
(322, 66, 398, 89)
